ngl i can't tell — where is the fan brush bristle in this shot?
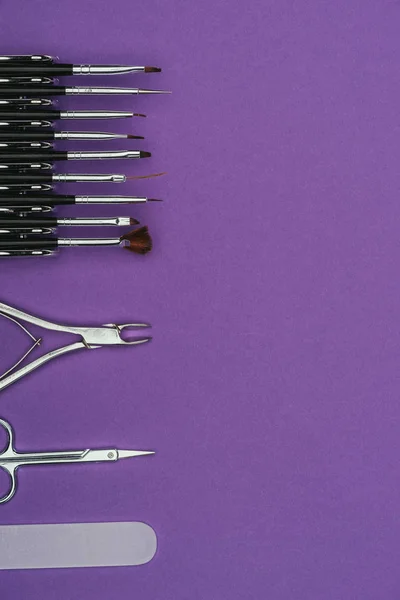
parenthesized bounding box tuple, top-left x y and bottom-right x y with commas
(121, 226, 152, 255)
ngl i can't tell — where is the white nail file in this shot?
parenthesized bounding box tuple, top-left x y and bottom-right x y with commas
(0, 521, 157, 570)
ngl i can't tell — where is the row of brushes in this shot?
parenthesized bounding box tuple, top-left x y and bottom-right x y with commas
(0, 54, 169, 258)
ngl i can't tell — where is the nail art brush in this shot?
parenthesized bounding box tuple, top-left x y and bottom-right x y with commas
(0, 215, 139, 233)
(0, 86, 170, 97)
(0, 226, 152, 254)
(0, 64, 161, 76)
(0, 194, 161, 206)
(0, 130, 144, 140)
(0, 173, 140, 184)
(0, 150, 151, 162)
(0, 109, 139, 120)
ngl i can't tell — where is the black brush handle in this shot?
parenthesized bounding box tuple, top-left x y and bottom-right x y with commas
(0, 86, 66, 96)
(0, 194, 74, 205)
(0, 216, 57, 227)
(0, 111, 60, 119)
(0, 131, 55, 140)
(0, 152, 66, 161)
(0, 174, 52, 182)
(0, 141, 53, 149)
(0, 236, 58, 249)
(0, 121, 53, 128)
(0, 56, 54, 64)
(0, 65, 73, 76)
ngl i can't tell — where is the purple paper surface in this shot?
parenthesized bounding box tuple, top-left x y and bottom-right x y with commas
(0, 0, 399, 597)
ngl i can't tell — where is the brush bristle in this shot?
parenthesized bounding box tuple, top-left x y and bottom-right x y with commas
(121, 226, 152, 255)
(148, 198, 163, 202)
(127, 134, 145, 139)
(133, 113, 146, 118)
(127, 172, 167, 180)
(130, 217, 140, 225)
(144, 66, 162, 73)
(139, 151, 151, 158)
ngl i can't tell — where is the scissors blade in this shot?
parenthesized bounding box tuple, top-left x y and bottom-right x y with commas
(117, 449, 155, 459)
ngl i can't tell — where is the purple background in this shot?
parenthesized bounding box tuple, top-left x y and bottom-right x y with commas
(0, 0, 400, 597)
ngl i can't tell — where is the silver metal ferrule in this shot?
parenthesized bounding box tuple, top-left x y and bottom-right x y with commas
(58, 217, 131, 227)
(72, 65, 146, 76)
(54, 131, 128, 140)
(65, 87, 140, 95)
(53, 174, 126, 183)
(59, 110, 133, 119)
(66, 150, 140, 160)
(58, 237, 121, 247)
(75, 195, 148, 204)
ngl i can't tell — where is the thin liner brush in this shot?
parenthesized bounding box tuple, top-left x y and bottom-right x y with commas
(0, 226, 153, 254)
(0, 64, 161, 76)
(0, 173, 150, 184)
(0, 150, 151, 162)
(0, 86, 170, 97)
(0, 194, 162, 206)
(0, 131, 144, 141)
(0, 110, 138, 120)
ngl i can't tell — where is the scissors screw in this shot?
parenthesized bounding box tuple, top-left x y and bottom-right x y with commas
(108, 452, 115, 459)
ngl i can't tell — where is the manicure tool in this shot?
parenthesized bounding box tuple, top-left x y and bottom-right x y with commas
(0, 301, 151, 391)
(0, 172, 135, 183)
(0, 150, 151, 162)
(0, 194, 160, 206)
(0, 417, 154, 503)
(0, 86, 170, 97)
(0, 249, 55, 257)
(0, 77, 53, 85)
(0, 226, 152, 254)
(0, 110, 137, 119)
(0, 215, 139, 234)
(0, 64, 161, 76)
(0, 522, 157, 569)
(0, 130, 144, 140)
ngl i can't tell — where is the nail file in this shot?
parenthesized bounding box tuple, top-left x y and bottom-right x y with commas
(0, 521, 157, 570)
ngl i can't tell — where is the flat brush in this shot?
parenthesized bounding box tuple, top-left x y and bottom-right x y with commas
(0, 226, 153, 254)
(0, 86, 170, 97)
(0, 130, 144, 141)
(0, 64, 161, 76)
(0, 110, 138, 120)
(0, 150, 151, 162)
(0, 216, 139, 232)
(0, 194, 161, 206)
